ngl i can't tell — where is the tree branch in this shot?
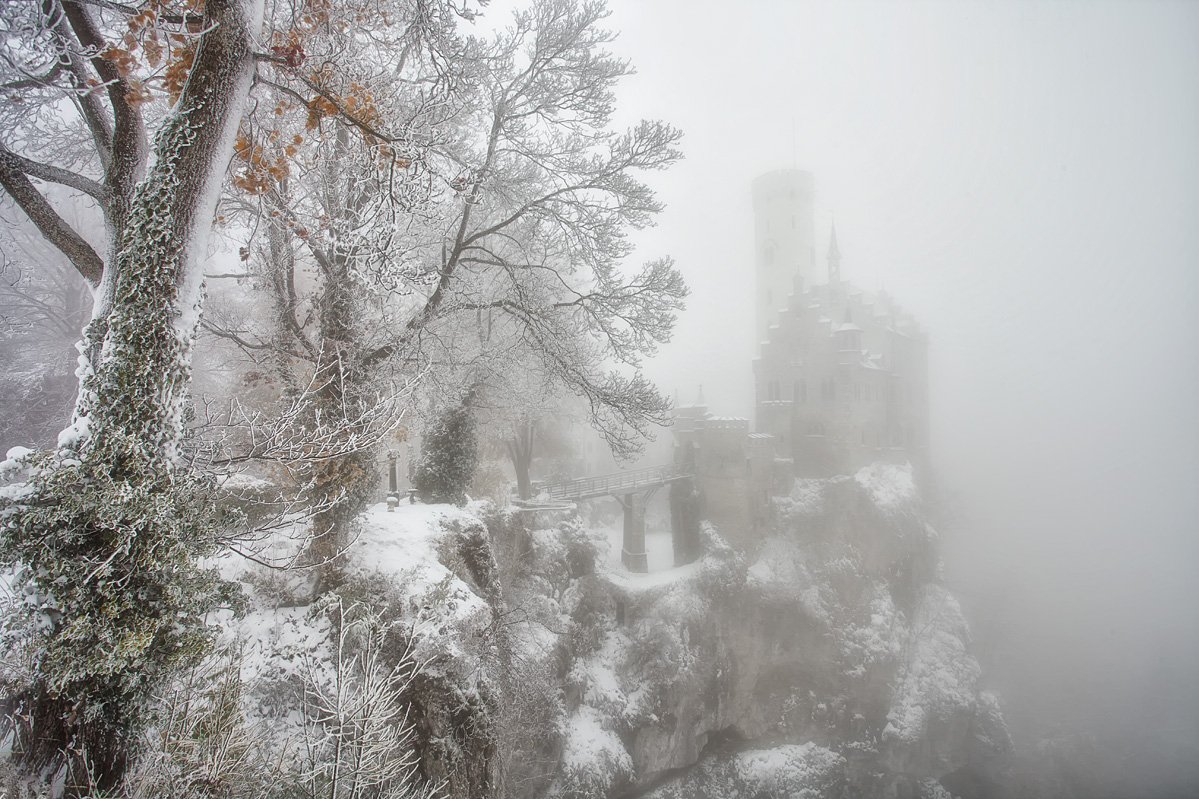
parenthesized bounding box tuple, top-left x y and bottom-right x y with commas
(0, 147, 109, 203)
(60, 0, 146, 231)
(0, 145, 103, 285)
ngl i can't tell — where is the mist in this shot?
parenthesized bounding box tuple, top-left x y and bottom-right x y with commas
(599, 0, 1199, 783)
(1, 0, 1196, 795)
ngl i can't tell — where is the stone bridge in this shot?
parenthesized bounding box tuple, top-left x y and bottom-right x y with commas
(540, 465, 693, 572)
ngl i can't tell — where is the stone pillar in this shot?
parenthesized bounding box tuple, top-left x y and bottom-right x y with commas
(387, 451, 398, 498)
(620, 493, 648, 573)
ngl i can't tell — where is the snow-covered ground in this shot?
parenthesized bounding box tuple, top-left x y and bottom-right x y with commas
(594, 523, 704, 590)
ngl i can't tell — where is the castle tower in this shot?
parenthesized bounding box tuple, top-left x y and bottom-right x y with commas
(752, 169, 816, 349)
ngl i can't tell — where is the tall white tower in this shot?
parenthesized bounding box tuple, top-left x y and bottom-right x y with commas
(751, 169, 816, 349)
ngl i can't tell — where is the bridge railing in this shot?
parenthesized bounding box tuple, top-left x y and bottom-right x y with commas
(542, 464, 690, 501)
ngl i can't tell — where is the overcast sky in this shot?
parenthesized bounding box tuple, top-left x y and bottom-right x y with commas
(570, 0, 1199, 740)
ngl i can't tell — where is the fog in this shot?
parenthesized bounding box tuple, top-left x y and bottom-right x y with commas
(1, 0, 1196, 793)
(596, 0, 1199, 771)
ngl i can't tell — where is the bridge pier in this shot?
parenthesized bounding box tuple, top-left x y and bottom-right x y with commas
(617, 485, 662, 573)
(618, 493, 648, 572)
(538, 465, 691, 574)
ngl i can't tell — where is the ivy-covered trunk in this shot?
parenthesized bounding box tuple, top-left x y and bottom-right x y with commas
(0, 0, 261, 791)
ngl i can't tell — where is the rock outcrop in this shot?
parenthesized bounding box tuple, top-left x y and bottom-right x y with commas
(536, 462, 1012, 798)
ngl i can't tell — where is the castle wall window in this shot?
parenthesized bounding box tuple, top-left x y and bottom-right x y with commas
(794, 380, 806, 403)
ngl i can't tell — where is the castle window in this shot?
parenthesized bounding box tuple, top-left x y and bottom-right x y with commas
(794, 380, 806, 403)
(855, 384, 861, 401)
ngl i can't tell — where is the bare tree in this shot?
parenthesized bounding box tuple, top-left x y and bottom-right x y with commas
(394, 0, 688, 459)
(195, 0, 472, 592)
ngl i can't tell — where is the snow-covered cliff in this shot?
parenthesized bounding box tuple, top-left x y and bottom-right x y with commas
(537, 462, 1011, 798)
(223, 461, 1010, 799)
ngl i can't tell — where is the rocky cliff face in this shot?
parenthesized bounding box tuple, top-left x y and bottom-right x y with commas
(524, 462, 1012, 799)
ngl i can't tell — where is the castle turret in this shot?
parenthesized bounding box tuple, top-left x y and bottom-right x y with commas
(752, 169, 815, 350)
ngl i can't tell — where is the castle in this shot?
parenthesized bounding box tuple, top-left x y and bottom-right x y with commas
(673, 169, 929, 545)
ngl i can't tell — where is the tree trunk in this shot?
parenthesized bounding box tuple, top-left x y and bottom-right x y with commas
(305, 238, 380, 595)
(508, 418, 535, 500)
(2, 0, 262, 790)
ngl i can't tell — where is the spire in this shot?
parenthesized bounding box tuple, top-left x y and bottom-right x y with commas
(827, 222, 841, 285)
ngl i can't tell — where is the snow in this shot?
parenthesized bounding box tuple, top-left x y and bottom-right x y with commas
(345, 502, 492, 634)
(775, 477, 825, 520)
(593, 521, 702, 590)
(55, 416, 89, 450)
(0, 447, 35, 485)
(229, 604, 329, 689)
(884, 585, 980, 745)
(570, 631, 634, 717)
(733, 744, 845, 797)
(555, 705, 634, 796)
(349, 502, 475, 577)
(3, 446, 31, 463)
(218, 471, 276, 492)
(854, 461, 917, 512)
(644, 742, 845, 799)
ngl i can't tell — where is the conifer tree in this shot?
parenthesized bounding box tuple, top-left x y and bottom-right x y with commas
(413, 396, 480, 506)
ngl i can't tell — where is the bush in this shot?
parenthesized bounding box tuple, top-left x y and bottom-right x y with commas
(413, 399, 478, 506)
